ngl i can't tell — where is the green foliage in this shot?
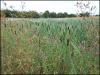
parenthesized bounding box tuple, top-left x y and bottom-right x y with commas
(1, 10, 40, 18)
(79, 12, 90, 17)
(1, 10, 77, 18)
(49, 12, 57, 18)
(57, 13, 65, 18)
(42, 10, 50, 18)
(1, 17, 99, 74)
(68, 14, 77, 17)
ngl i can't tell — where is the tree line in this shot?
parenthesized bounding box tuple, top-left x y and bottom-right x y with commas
(1, 9, 92, 18)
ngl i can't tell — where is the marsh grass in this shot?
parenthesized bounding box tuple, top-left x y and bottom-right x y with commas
(1, 17, 99, 74)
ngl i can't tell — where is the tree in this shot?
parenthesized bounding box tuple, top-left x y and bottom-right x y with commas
(63, 12, 68, 18)
(3, 10, 12, 17)
(31, 11, 40, 18)
(79, 12, 90, 17)
(49, 12, 57, 18)
(42, 10, 50, 18)
(68, 14, 76, 17)
(57, 13, 64, 18)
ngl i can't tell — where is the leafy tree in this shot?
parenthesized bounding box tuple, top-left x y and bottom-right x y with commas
(68, 14, 76, 17)
(63, 12, 68, 18)
(42, 10, 50, 18)
(49, 12, 57, 18)
(79, 12, 90, 17)
(3, 10, 12, 17)
(57, 13, 64, 18)
(1, 9, 77, 18)
(30, 11, 40, 18)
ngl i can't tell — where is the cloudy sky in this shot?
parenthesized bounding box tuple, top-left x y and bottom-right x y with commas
(1, 1, 99, 15)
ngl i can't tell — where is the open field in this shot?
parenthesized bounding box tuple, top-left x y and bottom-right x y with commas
(1, 17, 99, 74)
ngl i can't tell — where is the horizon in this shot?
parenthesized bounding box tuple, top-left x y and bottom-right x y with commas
(1, 1, 99, 15)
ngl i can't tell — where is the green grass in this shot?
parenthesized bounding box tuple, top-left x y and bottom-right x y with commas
(1, 17, 99, 74)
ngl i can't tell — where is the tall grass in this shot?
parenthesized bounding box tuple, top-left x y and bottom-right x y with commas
(1, 17, 99, 74)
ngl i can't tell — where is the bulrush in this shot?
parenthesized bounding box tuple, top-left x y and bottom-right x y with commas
(16, 37, 20, 45)
(29, 37, 33, 44)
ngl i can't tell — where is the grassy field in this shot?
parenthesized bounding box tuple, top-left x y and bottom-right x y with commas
(1, 17, 99, 74)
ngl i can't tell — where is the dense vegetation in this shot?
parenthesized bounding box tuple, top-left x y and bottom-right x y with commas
(1, 17, 99, 74)
(1, 10, 94, 18)
(1, 1, 99, 74)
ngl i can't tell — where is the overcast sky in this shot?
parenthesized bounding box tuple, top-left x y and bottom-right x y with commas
(1, 1, 99, 15)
